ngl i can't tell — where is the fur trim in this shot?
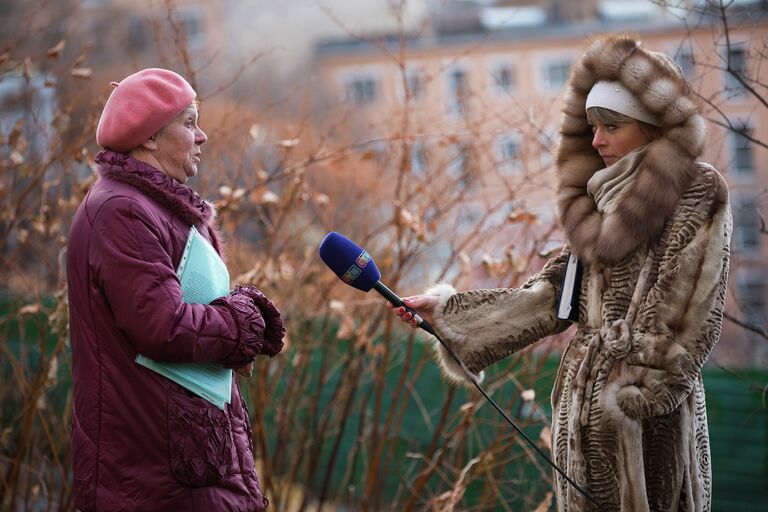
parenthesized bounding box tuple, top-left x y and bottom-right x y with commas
(557, 33, 705, 264)
(424, 283, 485, 384)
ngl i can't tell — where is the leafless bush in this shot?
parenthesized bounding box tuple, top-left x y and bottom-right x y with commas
(3, 1, 765, 511)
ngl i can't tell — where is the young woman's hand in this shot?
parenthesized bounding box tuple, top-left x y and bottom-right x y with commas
(386, 295, 438, 328)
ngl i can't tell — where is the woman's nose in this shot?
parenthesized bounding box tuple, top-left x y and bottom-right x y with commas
(592, 129, 605, 149)
(196, 127, 208, 145)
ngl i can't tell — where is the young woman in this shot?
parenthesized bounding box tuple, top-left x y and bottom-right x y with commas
(391, 34, 731, 511)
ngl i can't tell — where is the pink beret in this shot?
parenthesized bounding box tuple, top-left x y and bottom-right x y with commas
(96, 68, 196, 153)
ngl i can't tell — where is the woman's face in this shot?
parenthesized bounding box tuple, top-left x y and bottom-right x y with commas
(590, 119, 651, 167)
(153, 103, 207, 183)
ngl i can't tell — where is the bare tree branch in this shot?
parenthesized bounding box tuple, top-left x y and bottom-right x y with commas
(724, 311, 768, 341)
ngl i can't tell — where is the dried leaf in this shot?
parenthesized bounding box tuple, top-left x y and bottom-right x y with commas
(359, 149, 376, 161)
(277, 138, 299, 148)
(329, 299, 355, 338)
(22, 57, 31, 82)
(508, 209, 538, 224)
(249, 124, 262, 141)
(70, 67, 92, 79)
(46, 39, 66, 59)
(10, 150, 24, 165)
(431, 456, 480, 512)
(1, 427, 11, 450)
(533, 491, 554, 512)
(9, 117, 24, 148)
(397, 207, 427, 242)
(47, 355, 59, 383)
(259, 190, 280, 204)
(539, 425, 552, 452)
(18, 303, 41, 315)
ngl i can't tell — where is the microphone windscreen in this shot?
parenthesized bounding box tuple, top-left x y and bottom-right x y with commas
(318, 232, 381, 292)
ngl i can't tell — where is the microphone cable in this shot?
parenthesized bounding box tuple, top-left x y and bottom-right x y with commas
(382, 283, 608, 512)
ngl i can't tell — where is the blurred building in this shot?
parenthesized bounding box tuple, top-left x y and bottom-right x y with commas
(312, 0, 768, 366)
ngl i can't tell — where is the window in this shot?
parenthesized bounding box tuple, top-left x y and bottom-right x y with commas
(410, 141, 427, 176)
(736, 270, 766, 346)
(346, 75, 378, 105)
(446, 141, 472, 187)
(731, 123, 753, 176)
(538, 127, 557, 167)
(490, 64, 515, 96)
(542, 59, 571, 90)
(498, 133, 521, 173)
(403, 66, 425, 101)
(732, 195, 761, 252)
(725, 44, 747, 97)
(446, 67, 469, 116)
(177, 7, 205, 50)
(357, 139, 387, 162)
(128, 17, 150, 51)
(674, 49, 695, 79)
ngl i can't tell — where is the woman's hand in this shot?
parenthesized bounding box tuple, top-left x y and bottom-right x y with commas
(235, 362, 254, 378)
(386, 295, 439, 328)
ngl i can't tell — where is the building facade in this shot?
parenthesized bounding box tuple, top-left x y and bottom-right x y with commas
(313, 1, 768, 366)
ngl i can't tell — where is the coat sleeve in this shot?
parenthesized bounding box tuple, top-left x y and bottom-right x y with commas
(89, 196, 284, 367)
(426, 251, 571, 383)
(610, 187, 732, 421)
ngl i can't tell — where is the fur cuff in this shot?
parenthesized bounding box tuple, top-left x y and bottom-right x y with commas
(424, 283, 465, 344)
(432, 342, 485, 385)
(424, 283, 484, 385)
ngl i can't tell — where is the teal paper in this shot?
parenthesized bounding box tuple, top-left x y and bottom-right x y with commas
(136, 226, 233, 409)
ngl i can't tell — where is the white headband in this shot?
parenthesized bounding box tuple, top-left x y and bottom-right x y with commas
(585, 80, 661, 127)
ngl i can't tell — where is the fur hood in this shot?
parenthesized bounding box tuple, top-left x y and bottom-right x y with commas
(556, 33, 707, 264)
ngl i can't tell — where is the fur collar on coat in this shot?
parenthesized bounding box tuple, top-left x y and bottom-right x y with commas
(94, 149, 216, 229)
(556, 34, 707, 264)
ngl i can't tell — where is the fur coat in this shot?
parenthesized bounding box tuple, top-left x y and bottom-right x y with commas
(425, 34, 731, 511)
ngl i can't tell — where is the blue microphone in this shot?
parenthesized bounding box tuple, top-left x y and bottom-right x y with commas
(318, 232, 433, 333)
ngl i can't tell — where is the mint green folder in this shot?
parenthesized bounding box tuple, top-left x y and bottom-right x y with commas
(136, 226, 233, 409)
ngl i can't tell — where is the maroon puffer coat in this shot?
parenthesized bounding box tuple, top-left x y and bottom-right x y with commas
(67, 150, 283, 511)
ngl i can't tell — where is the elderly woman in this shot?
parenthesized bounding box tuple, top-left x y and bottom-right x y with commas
(392, 34, 731, 511)
(67, 69, 284, 511)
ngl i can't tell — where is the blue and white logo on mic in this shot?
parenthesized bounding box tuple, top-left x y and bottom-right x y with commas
(342, 266, 362, 284)
(356, 250, 371, 268)
(341, 250, 371, 284)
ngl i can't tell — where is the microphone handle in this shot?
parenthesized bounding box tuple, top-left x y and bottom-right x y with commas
(373, 281, 435, 335)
